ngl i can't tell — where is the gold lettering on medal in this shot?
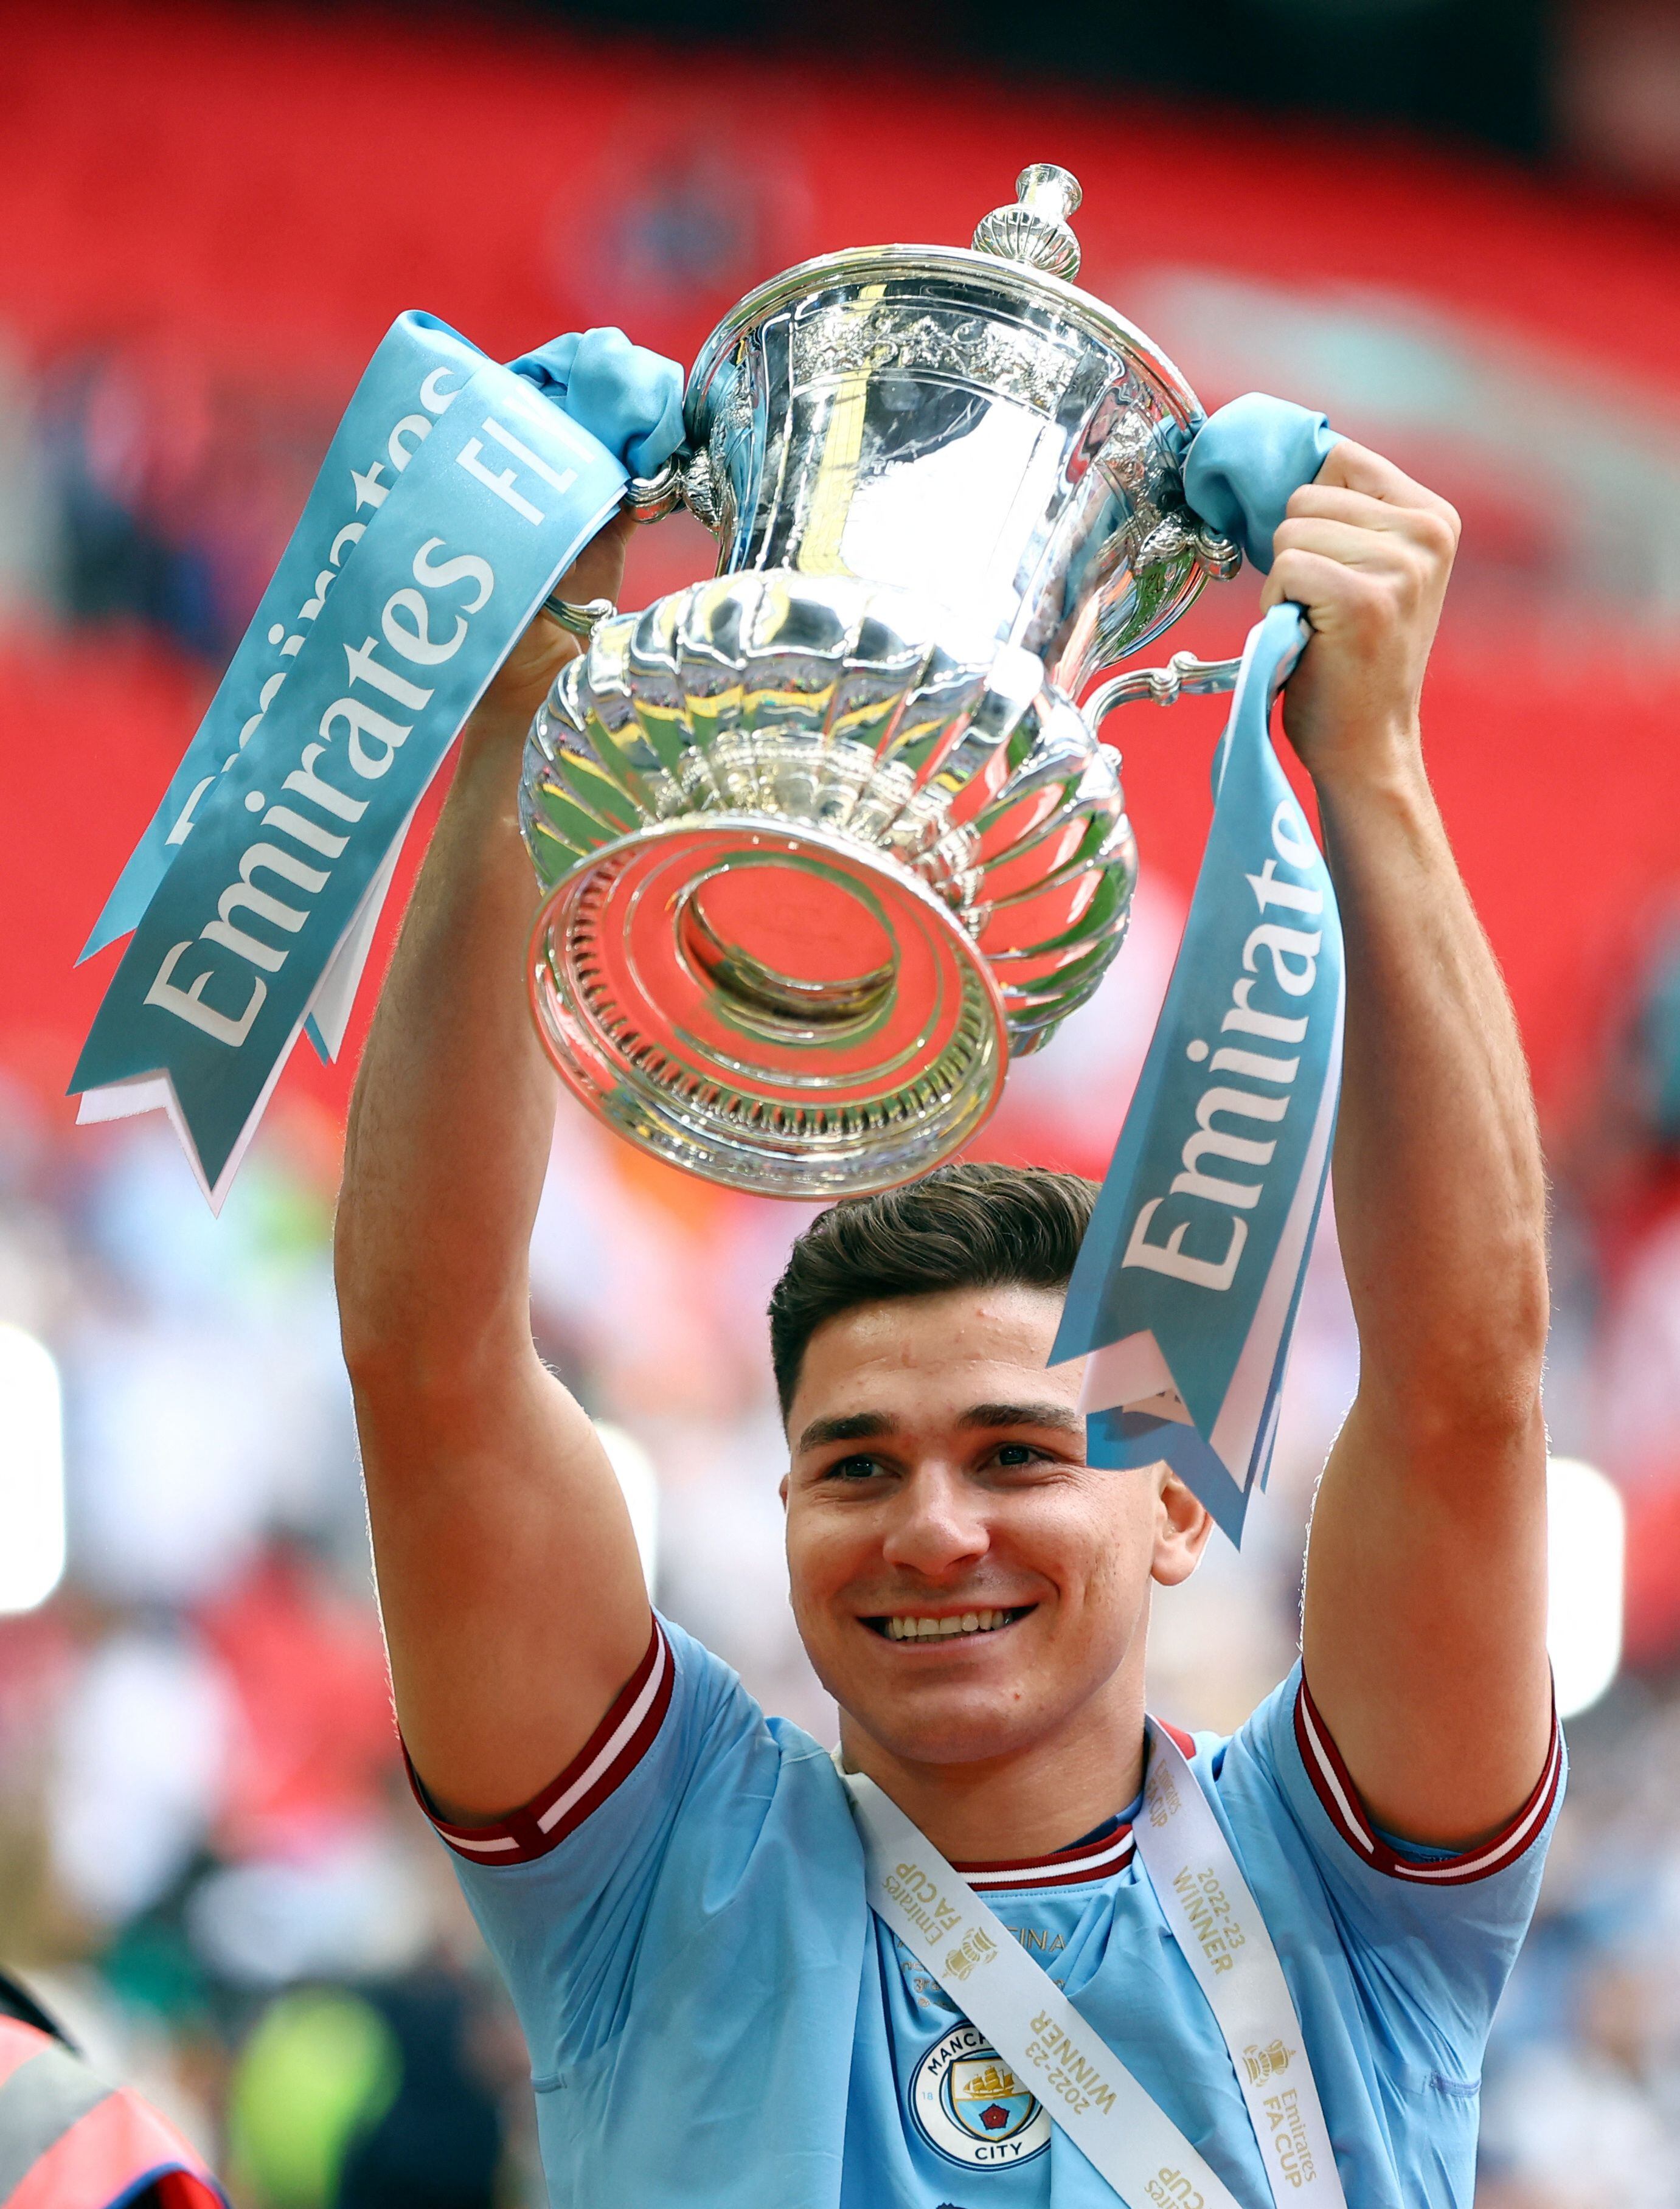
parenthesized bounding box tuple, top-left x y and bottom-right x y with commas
(1262, 2088, 1316, 2188)
(1171, 1864, 1248, 1975)
(1148, 2169, 1206, 2209)
(1150, 1767, 1182, 1826)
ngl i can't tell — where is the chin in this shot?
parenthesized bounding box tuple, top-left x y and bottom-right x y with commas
(870, 1713, 1045, 1769)
(833, 1677, 1058, 1769)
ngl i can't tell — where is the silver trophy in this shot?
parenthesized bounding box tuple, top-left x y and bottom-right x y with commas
(521, 165, 1243, 1196)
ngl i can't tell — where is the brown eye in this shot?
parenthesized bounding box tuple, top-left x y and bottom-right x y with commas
(827, 1454, 884, 1482)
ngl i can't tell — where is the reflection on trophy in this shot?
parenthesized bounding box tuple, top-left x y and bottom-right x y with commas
(521, 164, 1242, 1196)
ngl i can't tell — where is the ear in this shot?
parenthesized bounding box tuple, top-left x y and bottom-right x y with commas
(779, 1472, 790, 1510)
(1151, 1468, 1214, 1588)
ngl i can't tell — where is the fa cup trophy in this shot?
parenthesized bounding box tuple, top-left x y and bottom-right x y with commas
(522, 165, 1244, 1198)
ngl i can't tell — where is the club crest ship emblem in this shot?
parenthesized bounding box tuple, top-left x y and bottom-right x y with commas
(911, 2026, 1052, 2168)
(1241, 2039, 1296, 2084)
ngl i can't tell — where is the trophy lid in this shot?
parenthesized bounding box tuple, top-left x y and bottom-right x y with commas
(686, 163, 1204, 439)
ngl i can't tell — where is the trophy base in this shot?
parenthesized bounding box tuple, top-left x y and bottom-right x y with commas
(529, 815, 1008, 1199)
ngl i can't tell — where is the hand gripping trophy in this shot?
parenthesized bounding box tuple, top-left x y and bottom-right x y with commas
(519, 165, 1251, 1198)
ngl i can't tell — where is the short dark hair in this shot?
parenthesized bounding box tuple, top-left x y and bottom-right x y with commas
(768, 1160, 1099, 1417)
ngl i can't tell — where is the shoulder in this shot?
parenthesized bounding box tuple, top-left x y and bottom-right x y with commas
(1193, 1660, 1564, 2058)
(406, 1620, 869, 2088)
(1201, 1662, 1563, 1887)
(1286, 1668, 1564, 1888)
(416, 1614, 854, 1880)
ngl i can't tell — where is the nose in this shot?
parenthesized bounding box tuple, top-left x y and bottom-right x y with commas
(879, 1463, 991, 1581)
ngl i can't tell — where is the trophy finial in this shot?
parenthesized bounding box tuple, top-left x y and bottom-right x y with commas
(972, 163, 1083, 280)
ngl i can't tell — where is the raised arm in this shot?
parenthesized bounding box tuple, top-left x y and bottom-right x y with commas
(1274, 444, 1553, 1847)
(335, 513, 651, 1823)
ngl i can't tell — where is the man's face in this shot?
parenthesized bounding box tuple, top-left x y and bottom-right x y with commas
(782, 1284, 1206, 1770)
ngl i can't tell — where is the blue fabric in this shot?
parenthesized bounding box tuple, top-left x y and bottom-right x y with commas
(1183, 394, 1342, 574)
(447, 1618, 1558, 2209)
(512, 327, 686, 479)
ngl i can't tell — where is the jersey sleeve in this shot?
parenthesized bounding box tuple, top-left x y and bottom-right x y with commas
(1222, 1660, 1564, 2068)
(403, 1613, 845, 2084)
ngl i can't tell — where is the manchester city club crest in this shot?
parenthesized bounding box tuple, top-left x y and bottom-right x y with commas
(911, 2025, 1051, 2169)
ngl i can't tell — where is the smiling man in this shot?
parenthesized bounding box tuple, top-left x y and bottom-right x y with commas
(334, 432, 1558, 2209)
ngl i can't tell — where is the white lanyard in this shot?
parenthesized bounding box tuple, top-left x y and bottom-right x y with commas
(844, 1724, 1345, 2209)
(847, 1769, 1243, 2209)
(1133, 1722, 1345, 2207)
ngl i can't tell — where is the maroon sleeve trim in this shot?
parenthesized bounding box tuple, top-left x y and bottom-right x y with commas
(1292, 1671, 1562, 1885)
(406, 1618, 674, 1867)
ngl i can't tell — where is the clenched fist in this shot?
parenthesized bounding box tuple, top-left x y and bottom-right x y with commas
(1259, 441, 1460, 790)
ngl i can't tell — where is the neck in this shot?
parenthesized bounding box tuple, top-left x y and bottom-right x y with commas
(837, 1665, 1147, 1863)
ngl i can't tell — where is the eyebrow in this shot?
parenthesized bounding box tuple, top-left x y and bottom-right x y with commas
(959, 1401, 1085, 1436)
(793, 1401, 1083, 1454)
(795, 1411, 895, 1454)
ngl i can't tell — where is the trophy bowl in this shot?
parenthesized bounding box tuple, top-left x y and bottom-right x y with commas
(521, 165, 1238, 1197)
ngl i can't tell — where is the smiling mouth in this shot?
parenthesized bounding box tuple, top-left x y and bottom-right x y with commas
(864, 1606, 1034, 1644)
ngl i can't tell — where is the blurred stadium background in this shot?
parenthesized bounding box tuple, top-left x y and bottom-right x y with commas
(2, 1, 1680, 2202)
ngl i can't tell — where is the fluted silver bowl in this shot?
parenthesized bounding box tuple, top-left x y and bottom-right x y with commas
(524, 570, 1135, 1196)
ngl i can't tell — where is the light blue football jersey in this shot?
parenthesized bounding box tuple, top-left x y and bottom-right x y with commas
(417, 1617, 1562, 2209)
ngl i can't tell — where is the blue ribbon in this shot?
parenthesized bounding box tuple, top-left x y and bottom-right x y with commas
(71, 314, 678, 1204)
(1052, 603, 1345, 1544)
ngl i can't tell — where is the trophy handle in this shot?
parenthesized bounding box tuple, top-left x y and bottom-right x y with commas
(1083, 650, 1244, 726)
(542, 453, 693, 633)
(1083, 604, 1311, 730)
(622, 454, 690, 525)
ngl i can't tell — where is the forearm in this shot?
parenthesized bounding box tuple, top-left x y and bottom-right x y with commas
(1262, 443, 1552, 1837)
(335, 694, 560, 1395)
(1317, 749, 1548, 1437)
(1300, 751, 1552, 1836)
(333, 629, 654, 1818)
(324, 460, 656, 1817)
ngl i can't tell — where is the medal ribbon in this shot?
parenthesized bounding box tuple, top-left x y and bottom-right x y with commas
(846, 1724, 1346, 2205)
(1134, 1722, 1347, 2205)
(845, 1768, 1246, 2209)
